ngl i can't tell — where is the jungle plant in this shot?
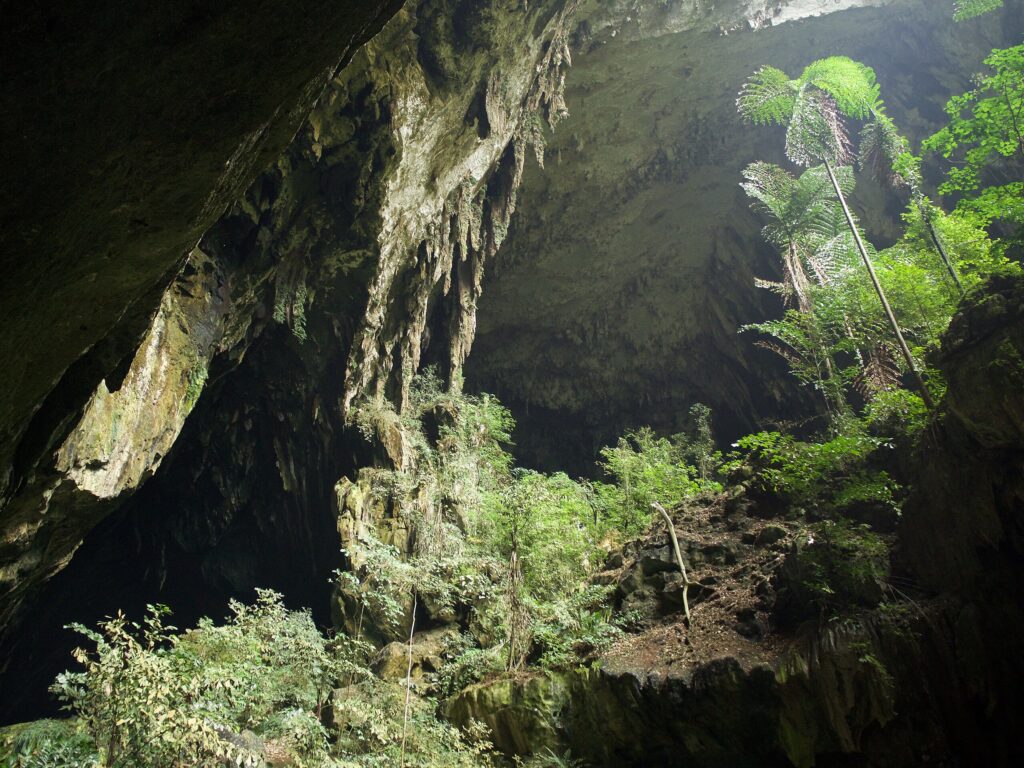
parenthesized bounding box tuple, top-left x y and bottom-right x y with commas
(738, 56, 934, 407)
(48, 592, 343, 768)
(0, 720, 97, 768)
(729, 427, 898, 512)
(923, 44, 1024, 246)
(681, 403, 720, 482)
(859, 115, 964, 292)
(953, 0, 1005, 21)
(593, 427, 708, 537)
(740, 161, 854, 310)
(776, 518, 890, 622)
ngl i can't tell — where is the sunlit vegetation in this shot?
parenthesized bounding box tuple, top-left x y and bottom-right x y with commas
(738, 53, 1019, 423)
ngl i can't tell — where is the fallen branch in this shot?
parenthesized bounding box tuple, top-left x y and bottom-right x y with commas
(652, 502, 692, 622)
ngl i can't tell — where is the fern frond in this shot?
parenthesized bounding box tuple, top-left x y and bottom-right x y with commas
(741, 161, 799, 241)
(754, 277, 789, 296)
(859, 116, 917, 188)
(786, 88, 852, 167)
(738, 66, 797, 125)
(854, 346, 901, 398)
(799, 56, 882, 118)
(953, 0, 1003, 21)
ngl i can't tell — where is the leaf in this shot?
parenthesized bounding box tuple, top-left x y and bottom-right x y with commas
(785, 87, 853, 167)
(799, 56, 882, 118)
(738, 65, 797, 125)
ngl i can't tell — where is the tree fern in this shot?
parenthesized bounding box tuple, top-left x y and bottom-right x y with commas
(738, 56, 936, 409)
(859, 115, 915, 189)
(861, 114, 963, 291)
(741, 162, 854, 268)
(742, 162, 859, 309)
(786, 87, 854, 167)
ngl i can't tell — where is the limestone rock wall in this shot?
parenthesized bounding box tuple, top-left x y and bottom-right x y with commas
(0, 0, 402, 635)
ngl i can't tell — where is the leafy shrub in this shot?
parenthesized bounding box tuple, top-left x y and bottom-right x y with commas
(776, 519, 890, 624)
(432, 634, 506, 698)
(862, 388, 929, 441)
(46, 591, 344, 767)
(330, 676, 496, 768)
(729, 428, 897, 513)
(593, 427, 714, 537)
(0, 720, 97, 768)
(530, 585, 621, 668)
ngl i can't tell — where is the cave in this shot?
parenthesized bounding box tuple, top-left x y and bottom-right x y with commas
(2, 0, 1024, 766)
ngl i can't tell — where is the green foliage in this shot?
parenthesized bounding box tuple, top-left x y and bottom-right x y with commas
(798, 57, 881, 119)
(740, 162, 855, 305)
(345, 377, 716, 686)
(922, 44, 1024, 238)
(346, 379, 617, 678)
(46, 592, 343, 767)
(0, 720, 97, 768)
(331, 675, 496, 768)
(593, 428, 712, 537)
(953, 0, 1004, 21)
(729, 427, 897, 513)
(736, 65, 795, 126)
(433, 634, 506, 698)
(739, 57, 881, 167)
(515, 748, 585, 768)
(743, 166, 1013, 415)
(35, 590, 499, 768)
(273, 281, 310, 342)
(863, 389, 930, 442)
(530, 585, 622, 668)
(781, 519, 889, 619)
(858, 114, 916, 190)
(682, 403, 719, 481)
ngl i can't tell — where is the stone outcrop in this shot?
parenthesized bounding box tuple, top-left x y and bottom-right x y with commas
(0, 0, 403, 635)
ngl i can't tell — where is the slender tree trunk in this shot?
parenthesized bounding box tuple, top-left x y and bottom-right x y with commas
(822, 159, 935, 409)
(399, 591, 418, 768)
(786, 241, 813, 312)
(917, 198, 964, 295)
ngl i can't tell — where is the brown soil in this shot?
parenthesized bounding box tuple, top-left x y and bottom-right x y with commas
(597, 492, 806, 678)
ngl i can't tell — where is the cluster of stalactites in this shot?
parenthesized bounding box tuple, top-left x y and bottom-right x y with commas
(342, 0, 578, 419)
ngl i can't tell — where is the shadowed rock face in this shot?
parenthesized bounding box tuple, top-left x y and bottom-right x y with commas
(0, 0, 402, 483)
(0, 0, 402, 635)
(466, 0, 1022, 470)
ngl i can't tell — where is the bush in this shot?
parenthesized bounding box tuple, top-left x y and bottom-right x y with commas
(593, 427, 713, 537)
(728, 428, 898, 514)
(0, 719, 97, 768)
(46, 591, 343, 767)
(775, 519, 890, 624)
